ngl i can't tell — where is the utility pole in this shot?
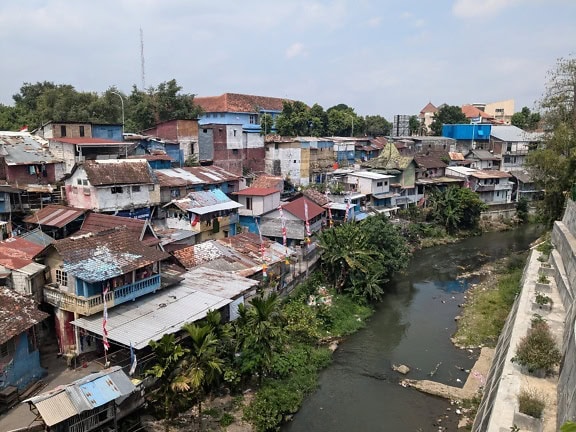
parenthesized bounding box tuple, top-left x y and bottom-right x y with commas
(111, 91, 125, 136)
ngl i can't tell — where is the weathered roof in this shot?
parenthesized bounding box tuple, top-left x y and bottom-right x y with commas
(470, 170, 512, 179)
(251, 175, 284, 191)
(51, 227, 169, 283)
(0, 286, 48, 344)
(23, 366, 135, 427)
(362, 141, 414, 171)
(234, 187, 279, 197)
(23, 204, 86, 228)
(195, 93, 288, 113)
(419, 102, 438, 115)
(128, 153, 173, 162)
(154, 166, 240, 187)
(166, 189, 243, 215)
(490, 125, 545, 142)
(466, 149, 501, 161)
(77, 213, 159, 246)
(0, 237, 46, 270)
(302, 189, 331, 207)
(449, 152, 465, 161)
(509, 170, 534, 184)
(50, 137, 123, 145)
(79, 159, 154, 186)
(19, 228, 55, 247)
(414, 152, 449, 170)
(282, 197, 325, 221)
(72, 268, 258, 349)
(0, 132, 61, 166)
(347, 171, 394, 180)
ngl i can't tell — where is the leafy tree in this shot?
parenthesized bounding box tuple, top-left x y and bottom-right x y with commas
(408, 115, 421, 135)
(428, 186, 487, 233)
(515, 197, 529, 223)
(308, 103, 329, 136)
(364, 115, 391, 136)
(326, 104, 363, 136)
(236, 293, 286, 383)
(180, 323, 224, 429)
(275, 100, 311, 136)
(260, 113, 273, 135)
(526, 56, 576, 224)
(146, 334, 189, 432)
(511, 106, 541, 130)
(430, 105, 469, 136)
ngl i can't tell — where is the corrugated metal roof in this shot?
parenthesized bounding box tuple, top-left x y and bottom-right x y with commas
(490, 125, 545, 142)
(0, 133, 62, 166)
(166, 189, 243, 215)
(23, 204, 86, 228)
(80, 159, 154, 186)
(154, 166, 240, 187)
(0, 237, 46, 270)
(24, 366, 135, 426)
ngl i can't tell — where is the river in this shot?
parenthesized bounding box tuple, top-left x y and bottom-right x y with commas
(284, 225, 544, 432)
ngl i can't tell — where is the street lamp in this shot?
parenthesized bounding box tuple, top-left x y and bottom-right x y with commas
(110, 91, 125, 136)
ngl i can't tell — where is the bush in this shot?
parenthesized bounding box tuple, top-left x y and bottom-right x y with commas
(518, 388, 546, 418)
(536, 240, 553, 257)
(512, 320, 561, 374)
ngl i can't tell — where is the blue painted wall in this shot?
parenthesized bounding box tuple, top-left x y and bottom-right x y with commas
(0, 192, 10, 213)
(198, 111, 281, 133)
(92, 124, 123, 142)
(0, 332, 45, 391)
(442, 124, 491, 141)
(239, 215, 259, 234)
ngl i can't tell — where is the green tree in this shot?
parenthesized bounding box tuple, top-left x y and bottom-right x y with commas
(260, 113, 273, 135)
(146, 334, 189, 432)
(364, 115, 391, 136)
(408, 115, 421, 135)
(526, 56, 576, 224)
(309, 103, 329, 136)
(326, 104, 362, 136)
(236, 293, 286, 383)
(428, 186, 487, 233)
(511, 106, 541, 130)
(430, 105, 469, 136)
(275, 100, 311, 136)
(180, 323, 224, 429)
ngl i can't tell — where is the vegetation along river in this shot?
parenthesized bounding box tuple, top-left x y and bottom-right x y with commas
(283, 225, 544, 432)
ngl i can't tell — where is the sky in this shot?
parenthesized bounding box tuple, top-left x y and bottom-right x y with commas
(0, 0, 575, 119)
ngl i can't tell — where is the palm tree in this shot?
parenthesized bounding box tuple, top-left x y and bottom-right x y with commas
(146, 334, 189, 432)
(236, 293, 285, 384)
(180, 323, 224, 430)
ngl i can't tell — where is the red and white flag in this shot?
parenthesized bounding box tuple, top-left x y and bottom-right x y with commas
(19, 125, 28, 132)
(278, 205, 287, 247)
(344, 199, 351, 222)
(102, 285, 110, 351)
(304, 200, 311, 244)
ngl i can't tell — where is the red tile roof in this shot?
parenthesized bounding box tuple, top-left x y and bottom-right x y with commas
(0, 237, 46, 270)
(0, 287, 48, 344)
(251, 175, 284, 191)
(419, 102, 438, 115)
(302, 189, 331, 207)
(23, 204, 86, 228)
(282, 197, 325, 221)
(461, 105, 494, 120)
(235, 187, 279, 197)
(195, 93, 288, 113)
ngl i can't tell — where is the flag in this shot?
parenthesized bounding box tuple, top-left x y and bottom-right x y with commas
(254, 217, 267, 278)
(344, 199, 351, 222)
(191, 213, 200, 227)
(102, 285, 110, 351)
(129, 342, 138, 376)
(19, 125, 28, 132)
(304, 200, 311, 243)
(328, 207, 333, 227)
(278, 205, 287, 247)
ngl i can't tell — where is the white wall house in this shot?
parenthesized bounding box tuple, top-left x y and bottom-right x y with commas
(235, 187, 281, 217)
(345, 171, 393, 196)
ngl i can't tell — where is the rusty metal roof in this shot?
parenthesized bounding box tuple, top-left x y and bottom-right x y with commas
(23, 366, 135, 427)
(23, 204, 86, 228)
(0, 132, 62, 166)
(234, 187, 279, 196)
(0, 237, 46, 270)
(251, 175, 284, 191)
(79, 159, 154, 186)
(0, 286, 48, 344)
(77, 212, 160, 246)
(52, 227, 169, 282)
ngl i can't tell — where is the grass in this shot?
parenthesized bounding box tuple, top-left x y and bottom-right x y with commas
(453, 256, 525, 348)
(518, 388, 546, 418)
(325, 293, 373, 336)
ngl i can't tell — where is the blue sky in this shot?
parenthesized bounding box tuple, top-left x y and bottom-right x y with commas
(0, 0, 574, 118)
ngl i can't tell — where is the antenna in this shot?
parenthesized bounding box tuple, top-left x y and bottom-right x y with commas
(140, 27, 146, 90)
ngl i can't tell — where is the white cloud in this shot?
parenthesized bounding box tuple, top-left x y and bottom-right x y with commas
(285, 43, 306, 59)
(367, 16, 381, 27)
(452, 0, 520, 18)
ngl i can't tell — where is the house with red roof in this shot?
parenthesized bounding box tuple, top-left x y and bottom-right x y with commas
(141, 119, 199, 166)
(23, 204, 87, 239)
(0, 236, 47, 301)
(419, 102, 438, 134)
(234, 187, 281, 234)
(259, 196, 325, 246)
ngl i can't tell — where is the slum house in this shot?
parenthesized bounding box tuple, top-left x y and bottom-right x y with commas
(70, 268, 259, 355)
(142, 119, 199, 166)
(0, 237, 47, 303)
(64, 159, 160, 219)
(161, 189, 243, 243)
(22, 204, 87, 240)
(259, 196, 325, 247)
(361, 140, 418, 208)
(264, 135, 309, 185)
(0, 287, 48, 408)
(35, 121, 123, 142)
(23, 366, 140, 432)
(413, 151, 464, 203)
(39, 226, 171, 358)
(509, 170, 542, 202)
(47, 137, 132, 175)
(153, 165, 241, 207)
(465, 149, 502, 170)
(0, 132, 65, 211)
(489, 125, 544, 172)
(128, 152, 173, 170)
(234, 187, 281, 234)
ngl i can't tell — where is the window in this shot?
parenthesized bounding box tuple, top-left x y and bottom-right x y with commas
(83, 187, 91, 196)
(203, 129, 208, 133)
(77, 179, 82, 185)
(376, 181, 383, 187)
(274, 143, 279, 150)
(171, 189, 180, 198)
(132, 185, 141, 193)
(246, 197, 253, 210)
(83, 179, 88, 186)
(111, 186, 123, 194)
(232, 149, 239, 155)
(72, 186, 78, 194)
(384, 181, 388, 186)
(507, 143, 512, 152)
(56, 269, 68, 287)
(504, 156, 511, 163)
(249, 115, 256, 124)
(79, 125, 85, 137)
(0, 339, 15, 359)
(60, 125, 67, 137)
(220, 113, 225, 118)
(233, 129, 237, 137)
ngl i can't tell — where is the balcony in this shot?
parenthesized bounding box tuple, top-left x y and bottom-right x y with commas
(43, 274, 162, 316)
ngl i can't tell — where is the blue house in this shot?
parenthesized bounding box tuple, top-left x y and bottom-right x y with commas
(0, 287, 48, 392)
(41, 226, 170, 357)
(442, 123, 491, 151)
(91, 123, 123, 141)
